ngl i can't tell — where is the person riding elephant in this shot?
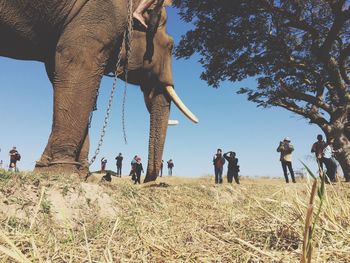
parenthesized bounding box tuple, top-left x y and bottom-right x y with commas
(0, 0, 198, 182)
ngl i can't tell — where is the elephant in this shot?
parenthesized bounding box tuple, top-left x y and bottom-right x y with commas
(0, 0, 198, 182)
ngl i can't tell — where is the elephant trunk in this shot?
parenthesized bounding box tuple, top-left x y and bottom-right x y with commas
(144, 90, 170, 183)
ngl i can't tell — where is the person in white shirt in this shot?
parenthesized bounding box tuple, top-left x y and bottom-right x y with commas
(323, 137, 338, 182)
(277, 137, 296, 183)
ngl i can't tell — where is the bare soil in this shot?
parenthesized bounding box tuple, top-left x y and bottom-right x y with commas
(0, 171, 349, 262)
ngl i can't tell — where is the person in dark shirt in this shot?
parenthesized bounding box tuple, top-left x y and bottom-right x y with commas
(160, 160, 164, 177)
(223, 151, 240, 184)
(167, 159, 174, 176)
(134, 157, 144, 184)
(213, 149, 225, 184)
(311, 134, 326, 171)
(115, 153, 123, 177)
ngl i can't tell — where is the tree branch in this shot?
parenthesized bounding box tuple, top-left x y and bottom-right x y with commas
(327, 57, 348, 102)
(339, 44, 350, 84)
(274, 98, 331, 132)
(326, 0, 346, 15)
(321, 1, 348, 53)
(279, 79, 333, 114)
(261, 0, 319, 41)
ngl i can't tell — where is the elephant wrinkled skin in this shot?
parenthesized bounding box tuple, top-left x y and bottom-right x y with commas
(0, 0, 197, 182)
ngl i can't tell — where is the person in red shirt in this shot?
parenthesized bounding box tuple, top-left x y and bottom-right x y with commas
(213, 149, 225, 184)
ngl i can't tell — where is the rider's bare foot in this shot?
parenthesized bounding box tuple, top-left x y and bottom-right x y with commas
(133, 12, 148, 28)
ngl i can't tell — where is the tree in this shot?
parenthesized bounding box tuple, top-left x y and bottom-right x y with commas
(173, 0, 350, 180)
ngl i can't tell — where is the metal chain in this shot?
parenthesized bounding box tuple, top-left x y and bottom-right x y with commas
(89, 0, 134, 166)
(122, 0, 134, 145)
(121, 77, 129, 145)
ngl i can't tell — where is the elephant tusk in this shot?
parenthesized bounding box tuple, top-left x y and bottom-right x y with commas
(165, 86, 199, 123)
(168, 119, 179, 126)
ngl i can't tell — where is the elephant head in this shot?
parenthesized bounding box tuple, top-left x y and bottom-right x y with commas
(110, 0, 198, 182)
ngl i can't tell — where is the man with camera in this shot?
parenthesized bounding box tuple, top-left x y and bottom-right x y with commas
(277, 138, 296, 183)
(311, 134, 327, 170)
(213, 148, 225, 184)
(223, 151, 240, 184)
(9, 146, 20, 172)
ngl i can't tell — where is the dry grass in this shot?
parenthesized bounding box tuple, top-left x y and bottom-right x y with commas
(0, 171, 349, 262)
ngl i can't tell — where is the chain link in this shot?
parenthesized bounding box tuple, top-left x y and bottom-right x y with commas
(88, 0, 134, 166)
(122, 0, 134, 145)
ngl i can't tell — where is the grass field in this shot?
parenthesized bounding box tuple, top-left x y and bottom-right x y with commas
(0, 171, 349, 262)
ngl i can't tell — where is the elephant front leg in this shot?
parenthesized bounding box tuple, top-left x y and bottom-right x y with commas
(35, 133, 54, 167)
(35, 43, 106, 175)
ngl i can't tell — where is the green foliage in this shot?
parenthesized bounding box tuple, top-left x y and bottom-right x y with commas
(174, 0, 350, 175)
(0, 171, 11, 181)
(7, 217, 19, 229)
(41, 196, 51, 215)
(61, 185, 69, 197)
(173, 0, 350, 124)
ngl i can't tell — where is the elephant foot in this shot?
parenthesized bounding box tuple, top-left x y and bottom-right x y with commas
(34, 162, 89, 179)
(144, 172, 158, 183)
(35, 154, 51, 167)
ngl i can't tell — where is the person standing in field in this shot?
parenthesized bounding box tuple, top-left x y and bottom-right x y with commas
(213, 149, 225, 184)
(101, 157, 107, 172)
(167, 159, 174, 176)
(134, 157, 144, 184)
(277, 138, 296, 183)
(115, 153, 123, 177)
(223, 151, 240, 184)
(311, 134, 326, 170)
(323, 137, 338, 183)
(129, 155, 138, 178)
(159, 160, 164, 177)
(9, 146, 20, 172)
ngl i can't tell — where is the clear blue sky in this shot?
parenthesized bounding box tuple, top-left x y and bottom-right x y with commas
(0, 7, 322, 177)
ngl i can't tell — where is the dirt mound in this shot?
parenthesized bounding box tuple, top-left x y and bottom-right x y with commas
(0, 172, 350, 262)
(0, 172, 118, 226)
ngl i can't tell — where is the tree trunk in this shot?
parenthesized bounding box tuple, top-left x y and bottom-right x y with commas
(334, 140, 350, 182)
